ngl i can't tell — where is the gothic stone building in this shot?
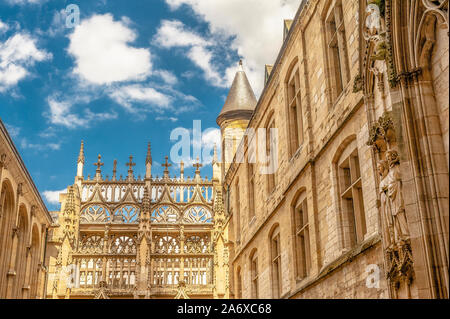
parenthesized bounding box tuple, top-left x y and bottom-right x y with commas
(219, 0, 449, 299)
(45, 144, 230, 299)
(0, 0, 448, 300)
(0, 119, 54, 298)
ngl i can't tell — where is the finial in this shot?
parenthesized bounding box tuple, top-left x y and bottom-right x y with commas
(162, 156, 172, 175)
(193, 157, 203, 174)
(94, 154, 104, 173)
(112, 159, 117, 180)
(238, 59, 244, 71)
(180, 160, 184, 174)
(78, 140, 85, 164)
(126, 155, 136, 179)
(146, 142, 152, 165)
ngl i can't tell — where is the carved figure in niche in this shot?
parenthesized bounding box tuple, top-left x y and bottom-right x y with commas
(371, 39, 387, 61)
(378, 160, 394, 247)
(365, 2, 382, 36)
(385, 150, 410, 243)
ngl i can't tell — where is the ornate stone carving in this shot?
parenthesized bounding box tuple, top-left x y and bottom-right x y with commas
(385, 240, 414, 293)
(370, 111, 414, 298)
(367, 111, 396, 153)
(94, 281, 110, 299)
(174, 280, 190, 299)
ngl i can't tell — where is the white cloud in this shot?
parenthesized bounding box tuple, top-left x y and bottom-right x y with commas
(20, 138, 61, 151)
(68, 14, 152, 85)
(0, 33, 52, 91)
(47, 9, 67, 37)
(155, 70, 178, 85)
(187, 45, 224, 87)
(47, 96, 117, 128)
(164, 0, 301, 95)
(154, 20, 210, 48)
(0, 20, 9, 34)
(5, 0, 47, 5)
(42, 188, 66, 205)
(154, 19, 225, 87)
(5, 122, 61, 151)
(4, 123, 20, 138)
(109, 84, 172, 112)
(155, 116, 178, 122)
(201, 128, 220, 148)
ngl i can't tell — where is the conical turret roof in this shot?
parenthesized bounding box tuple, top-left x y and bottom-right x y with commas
(216, 61, 257, 126)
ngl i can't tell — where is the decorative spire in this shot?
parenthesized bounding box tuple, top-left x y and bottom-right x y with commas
(77, 140, 85, 164)
(162, 156, 172, 176)
(146, 142, 152, 165)
(112, 159, 117, 180)
(193, 157, 203, 175)
(126, 155, 136, 180)
(180, 160, 184, 175)
(94, 154, 104, 177)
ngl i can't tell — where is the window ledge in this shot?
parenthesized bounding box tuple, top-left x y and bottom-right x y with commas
(287, 235, 381, 299)
(318, 233, 381, 277)
(330, 81, 352, 110)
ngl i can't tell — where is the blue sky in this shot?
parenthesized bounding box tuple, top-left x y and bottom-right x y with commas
(0, 0, 300, 210)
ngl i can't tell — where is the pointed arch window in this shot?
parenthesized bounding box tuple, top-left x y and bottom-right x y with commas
(247, 163, 256, 222)
(265, 115, 277, 194)
(236, 267, 243, 299)
(324, 0, 350, 101)
(286, 61, 304, 156)
(270, 225, 282, 298)
(234, 178, 241, 242)
(0, 182, 15, 298)
(250, 250, 258, 298)
(335, 140, 367, 248)
(293, 191, 311, 280)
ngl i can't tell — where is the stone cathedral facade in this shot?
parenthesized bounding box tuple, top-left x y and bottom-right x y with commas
(45, 143, 230, 299)
(0, 0, 448, 300)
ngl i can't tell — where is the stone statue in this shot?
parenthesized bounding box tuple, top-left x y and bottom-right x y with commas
(365, 3, 382, 36)
(378, 160, 394, 247)
(385, 150, 410, 243)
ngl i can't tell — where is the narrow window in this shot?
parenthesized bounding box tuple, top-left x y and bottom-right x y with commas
(250, 251, 258, 298)
(325, 0, 350, 101)
(266, 117, 276, 194)
(338, 148, 366, 247)
(248, 163, 255, 222)
(235, 179, 241, 242)
(294, 194, 311, 279)
(236, 267, 242, 299)
(286, 66, 304, 156)
(270, 227, 282, 298)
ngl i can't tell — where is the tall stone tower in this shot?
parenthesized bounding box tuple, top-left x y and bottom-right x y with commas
(216, 60, 257, 178)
